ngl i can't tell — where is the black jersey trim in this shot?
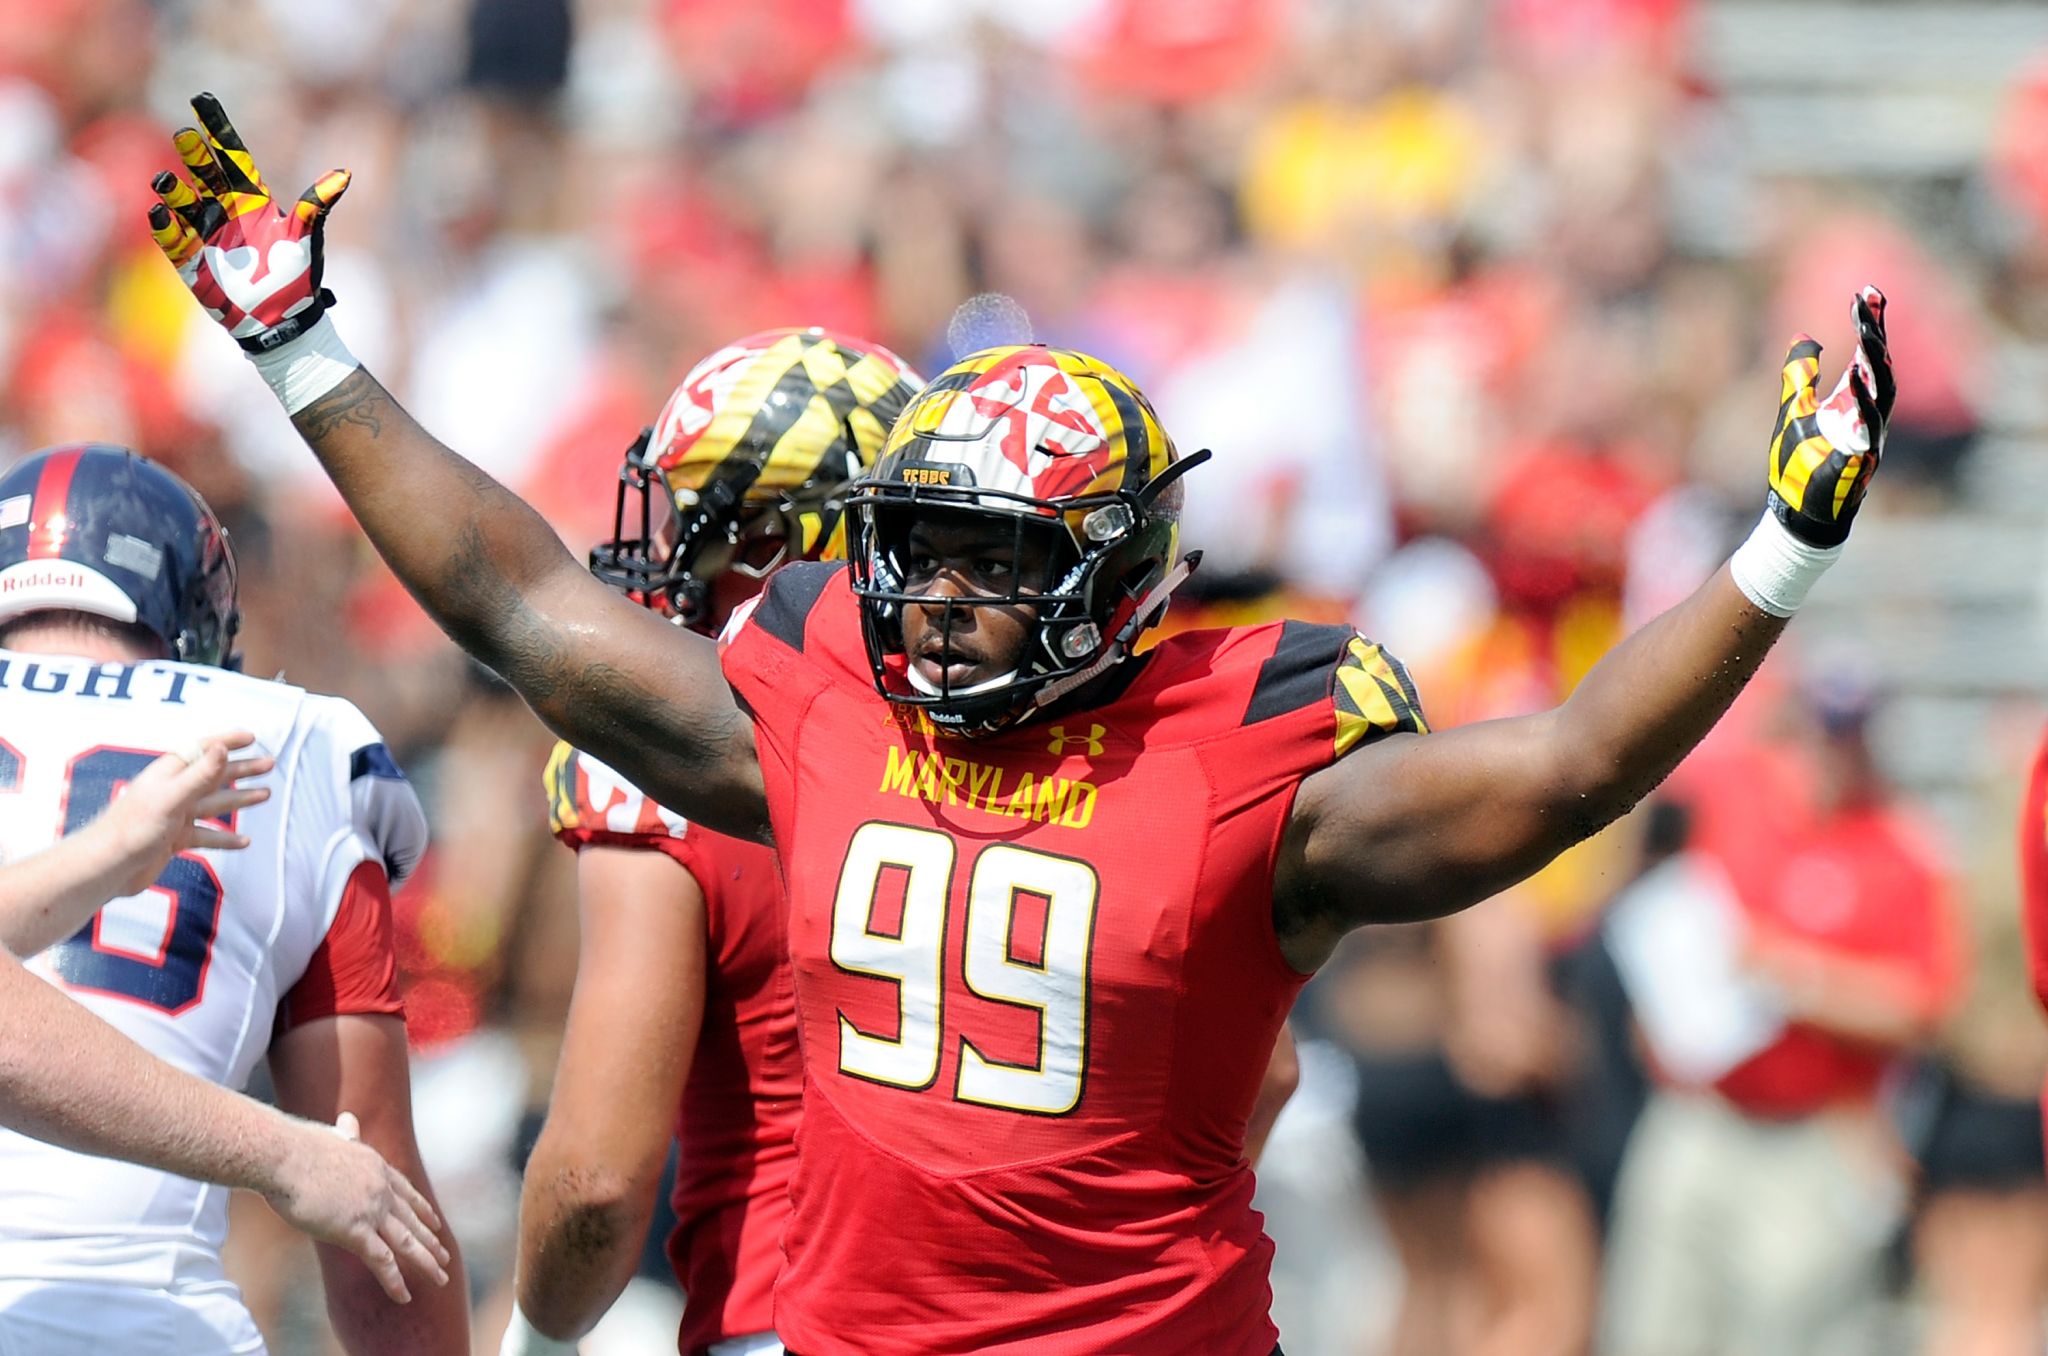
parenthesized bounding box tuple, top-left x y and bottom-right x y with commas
(1242, 620, 1349, 726)
(753, 559, 845, 653)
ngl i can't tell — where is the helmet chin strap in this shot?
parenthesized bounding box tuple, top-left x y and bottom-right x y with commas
(905, 663, 1019, 699)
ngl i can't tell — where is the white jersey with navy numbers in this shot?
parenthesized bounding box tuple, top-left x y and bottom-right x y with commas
(0, 648, 425, 1298)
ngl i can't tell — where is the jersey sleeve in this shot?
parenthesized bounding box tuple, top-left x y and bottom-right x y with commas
(278, 859, 403, 1030)
(542, 739, 700, 869)
(1242, 620, 1427, 752)
(292, 697, 430, 936)
(1204, 620, 1428, 817)
(718, 559, 844, 778)
(1329, 631, 1430, 754)
(276, 698, 426, 1031)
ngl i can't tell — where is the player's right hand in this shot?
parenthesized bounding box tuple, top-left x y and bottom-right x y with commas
(1766, 286, 1895, 547)
(100, 734, 274, 896)
(264, 1112, 451, 1304)
(146, 92, 351, 353)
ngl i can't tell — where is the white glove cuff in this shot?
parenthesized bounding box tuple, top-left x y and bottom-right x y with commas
(246, 313, 360, 416)
(1728, 510, 1842, 618)
(498, 1303, 579, 1356)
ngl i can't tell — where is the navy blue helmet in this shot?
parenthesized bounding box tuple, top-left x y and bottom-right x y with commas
(0, 444, 240, 667)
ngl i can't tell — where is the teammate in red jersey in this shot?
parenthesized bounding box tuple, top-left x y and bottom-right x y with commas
(502, 329, 922, 1356)
(149, 95, 1894, 1355)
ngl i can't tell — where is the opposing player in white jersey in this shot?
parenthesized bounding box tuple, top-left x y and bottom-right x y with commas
(0, 736, 453, 1308)
(0, 443, 468, 1354)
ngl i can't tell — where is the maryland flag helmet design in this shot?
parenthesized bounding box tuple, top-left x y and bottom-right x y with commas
(591, 328, 923, 630)
(845, 344, 1210, 736)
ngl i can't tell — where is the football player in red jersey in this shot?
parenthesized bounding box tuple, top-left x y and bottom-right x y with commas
(149, 96, 1893, 1356)
(502, 329, 922, 1356)
(504, 332, 1297, 1356)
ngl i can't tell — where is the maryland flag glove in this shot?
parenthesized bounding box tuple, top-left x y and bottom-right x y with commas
(147, 93, 351, 354)
(1765, 286, 1894, 548)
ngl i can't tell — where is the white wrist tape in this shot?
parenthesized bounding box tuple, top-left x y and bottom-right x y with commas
(498, 1304, 579, 1356)
(1728, 510, 1842, 617)
(246, 313, 360, 416)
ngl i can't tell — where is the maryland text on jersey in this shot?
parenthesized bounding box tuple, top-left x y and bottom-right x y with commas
(878, 745, 1101, 828)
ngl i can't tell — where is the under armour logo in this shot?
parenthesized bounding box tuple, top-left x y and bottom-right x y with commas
(1046, 723, 1105, 757)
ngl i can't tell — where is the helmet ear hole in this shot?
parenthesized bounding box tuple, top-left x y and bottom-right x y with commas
(1054, 621, 1100, 662)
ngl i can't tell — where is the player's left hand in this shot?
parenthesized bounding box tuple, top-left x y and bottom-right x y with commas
(262, 1110, 451, 1304)
(101, 733, 274, 895)
(146, 92, 352, 353)
(1766, 285, 1895, 547)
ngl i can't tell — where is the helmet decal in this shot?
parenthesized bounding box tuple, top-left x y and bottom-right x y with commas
(885, 346, 1171, 512)
(24, 447, 84, 560)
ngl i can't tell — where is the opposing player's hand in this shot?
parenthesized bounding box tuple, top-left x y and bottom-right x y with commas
(264, 1112, 451, 1304)
(146, 92, 350, 353)
(100, 734, 274, 896)
(1767, 285, 1895, 547)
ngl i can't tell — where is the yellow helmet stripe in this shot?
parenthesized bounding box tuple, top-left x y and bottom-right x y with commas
(762, 388, 849, 488)
(847, 404, 892, 460)
(797, 336, 851, 395)
(842, 350, 910, 409)
(685, 331, 811, 472)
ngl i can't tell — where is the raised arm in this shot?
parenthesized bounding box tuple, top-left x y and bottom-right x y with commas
(1276, 290, 1894, 970)
(0, 737, 270, 956)
(143, 94, 765, 841)
(282, 366, 762, 838)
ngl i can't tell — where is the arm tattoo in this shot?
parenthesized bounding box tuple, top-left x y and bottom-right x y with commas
(292, 369, 386, 441)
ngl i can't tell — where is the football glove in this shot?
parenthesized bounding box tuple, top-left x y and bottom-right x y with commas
(147, 93, 351, 354)
(1765, 285, 1894, 548)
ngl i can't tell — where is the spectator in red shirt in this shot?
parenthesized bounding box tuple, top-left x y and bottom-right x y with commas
(1894, 726, 2048, 1356)
(1602, 668, 1966, 1356)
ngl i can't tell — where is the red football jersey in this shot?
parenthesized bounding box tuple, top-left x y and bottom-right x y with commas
(545, 743, 802, 1356)
(721, 562, 1425, 1356)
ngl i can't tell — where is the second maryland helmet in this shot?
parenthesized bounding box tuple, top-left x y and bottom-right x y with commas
(593, 328, 923, 629)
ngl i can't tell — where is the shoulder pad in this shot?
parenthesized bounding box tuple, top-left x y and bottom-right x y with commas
(1241, 621, 1427, 755)
(543, 740, 688, 842)
(306, 694, 427, 890)
(1332, 633, 1429, 756)
(747, 560, 845, 653)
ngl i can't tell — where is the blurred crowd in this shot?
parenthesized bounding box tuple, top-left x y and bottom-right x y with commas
(5, 0, 2048, 1351)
